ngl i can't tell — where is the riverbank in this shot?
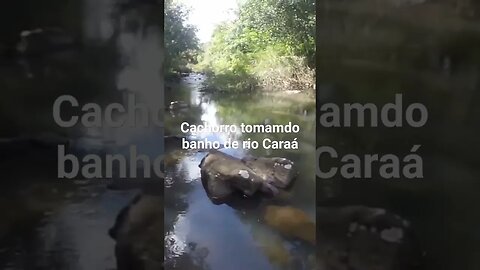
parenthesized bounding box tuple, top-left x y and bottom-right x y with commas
(167, 71, 315, 102)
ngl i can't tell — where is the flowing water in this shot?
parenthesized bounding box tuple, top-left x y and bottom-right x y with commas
(164, 74, 316, 270)
(5, 1, 479, 269)
(0, 1, 316, 269)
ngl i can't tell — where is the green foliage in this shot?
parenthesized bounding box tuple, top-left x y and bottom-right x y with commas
(198, 0, 315, 92)
(238, 0, 315, 61)
(165, 1, 199, 74)
(253, 47, 315, 91)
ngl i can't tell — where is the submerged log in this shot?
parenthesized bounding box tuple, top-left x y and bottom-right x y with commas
(199, 150, 297, 203)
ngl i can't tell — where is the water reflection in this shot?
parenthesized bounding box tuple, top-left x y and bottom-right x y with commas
(165, 74, 316, 270)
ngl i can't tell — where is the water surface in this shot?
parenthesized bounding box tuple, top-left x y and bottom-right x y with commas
(164, 74, 316, 270)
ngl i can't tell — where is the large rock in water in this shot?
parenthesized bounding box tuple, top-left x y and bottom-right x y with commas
(199, 150, 296, 203)
(241, 156, 296, 189)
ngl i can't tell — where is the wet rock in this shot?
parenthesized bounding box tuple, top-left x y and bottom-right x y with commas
(201, 173, 235, 204)
(241, 156, 297, 189)
(199, 150, 296, 202)
(199, 150, 264, 202)
(109, 194, 163, 270)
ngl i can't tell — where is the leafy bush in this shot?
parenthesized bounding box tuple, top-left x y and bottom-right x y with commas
(197, 0, 315, 93)
(253, 47, 314, 91)
(165, 1, 199, 74)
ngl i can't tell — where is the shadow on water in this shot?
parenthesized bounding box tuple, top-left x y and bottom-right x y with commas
(164, 74, 316, 270)
(0, 0, 164, 269)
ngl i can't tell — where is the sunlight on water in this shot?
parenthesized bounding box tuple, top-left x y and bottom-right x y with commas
(188, 76, 244, 149)
(165, 74, 316, 270)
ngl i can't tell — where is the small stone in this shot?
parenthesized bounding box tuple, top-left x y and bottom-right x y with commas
(238, 170, 249, 179)
(380, 227, 404, 243)
(284, 164, 292, 170)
